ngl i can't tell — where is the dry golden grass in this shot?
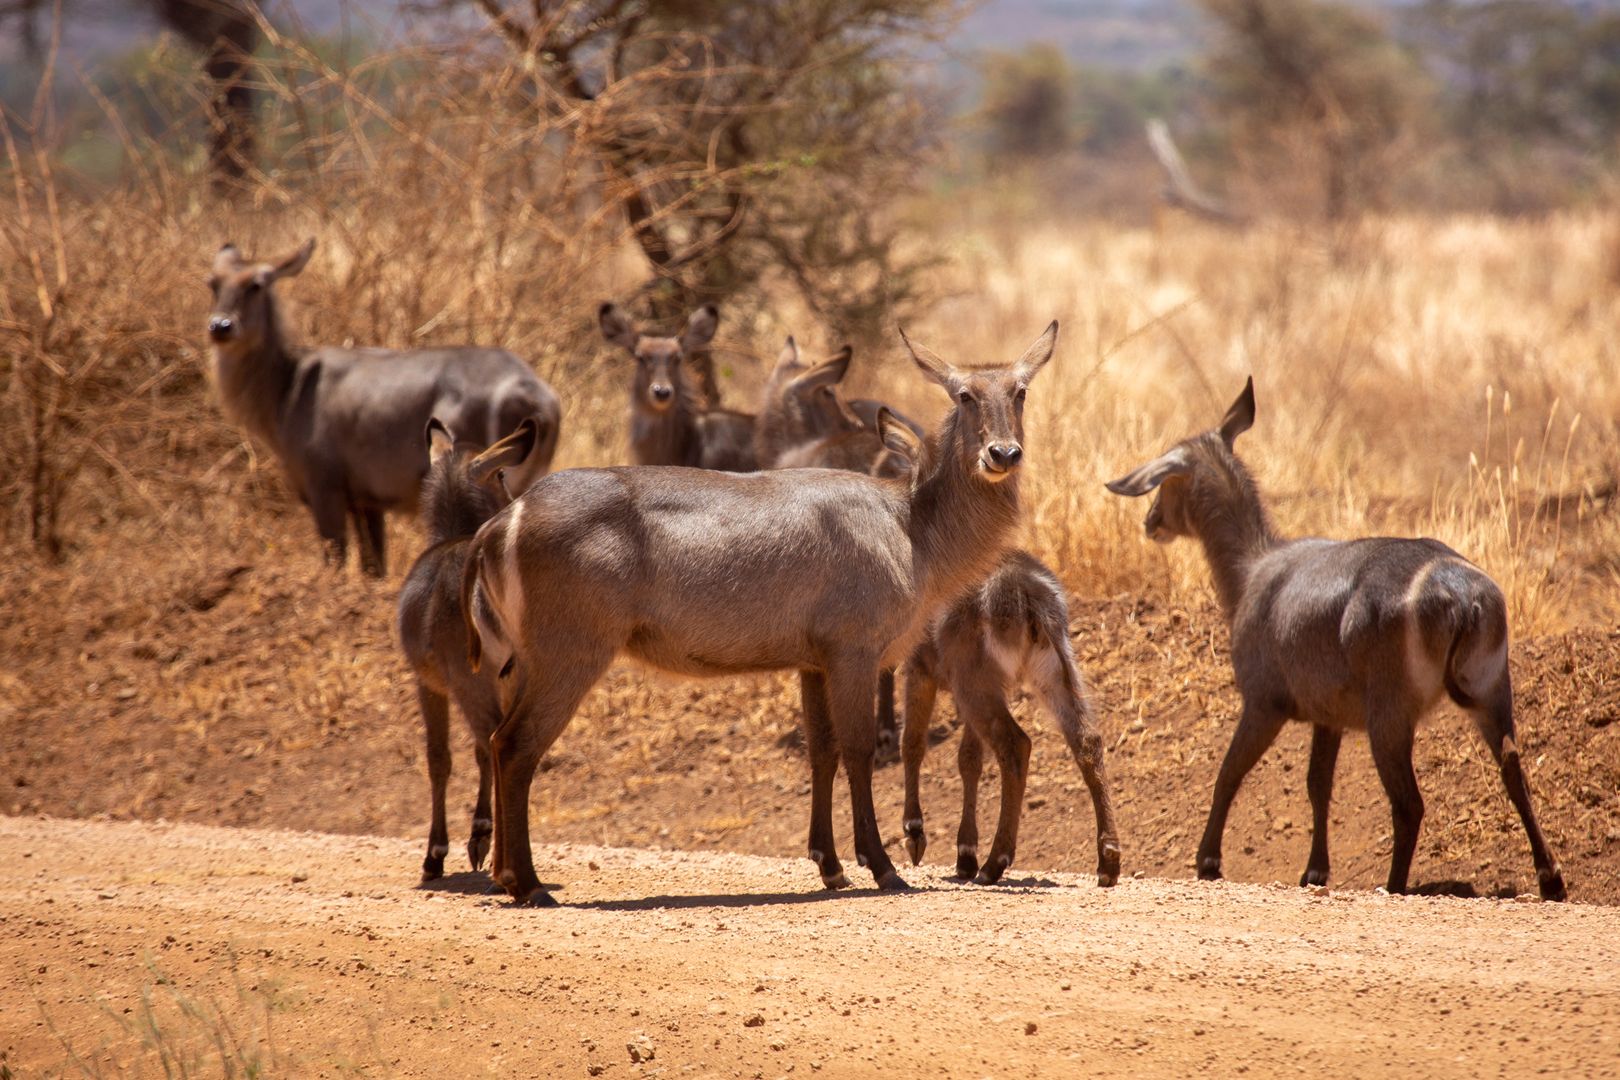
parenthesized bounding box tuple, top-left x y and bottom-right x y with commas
(858, 202, 1620, 635)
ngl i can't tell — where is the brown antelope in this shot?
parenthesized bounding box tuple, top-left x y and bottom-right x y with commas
(397, 418, 543, 882)
(755, 336, 923, 472)
(599, 302, 756, 471)
(1106, 378, 1566, 900)
(206, 239, 561, 576)
(901, 550, 1121, 887)
(462, 322, 1060, 905)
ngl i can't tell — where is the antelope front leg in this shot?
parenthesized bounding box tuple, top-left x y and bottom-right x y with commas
(1302, 725, 1341, 887)
(799, 671, 849, 889)
(900, 657, 938, 867)
(308, 489, 349, 571)
(828, 660, 907, 890)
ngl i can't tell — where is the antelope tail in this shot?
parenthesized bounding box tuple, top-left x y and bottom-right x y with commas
(461, 541, 486, 674)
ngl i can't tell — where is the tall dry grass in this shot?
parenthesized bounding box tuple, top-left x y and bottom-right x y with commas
(880, 201, 1620, 635)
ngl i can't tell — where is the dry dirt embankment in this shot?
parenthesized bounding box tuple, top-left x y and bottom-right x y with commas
(2, 815, 1617, 1078)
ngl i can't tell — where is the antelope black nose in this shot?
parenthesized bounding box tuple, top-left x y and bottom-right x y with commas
(986, 443, 1023, 470)
(208, 316, 234, 341)
(651, 384, 673, 402)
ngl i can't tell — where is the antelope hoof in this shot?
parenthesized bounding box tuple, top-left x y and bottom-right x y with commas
(875, 868, 911, 891)
(515, 888, 558, 908)
(955, 847, 979, 881)
(421, 855, 445, 882)
(1098, 842, 1122, 888)
(1197, 856, 1223, 882)
(822, 871, 853, 890)
(467, 824, 493, 872)
(484, 881, 506, 896)
(1301, 867, 1329, 888)
(972, 854, 1010, 886)
(903, 820, 926, 866)
(1540, 866, 1568, 903)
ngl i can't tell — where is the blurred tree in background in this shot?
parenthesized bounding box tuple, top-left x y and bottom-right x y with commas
(460, 0, 960, 340)
(977, 44, 1073, 157)
(1196, 0, 1429, 220)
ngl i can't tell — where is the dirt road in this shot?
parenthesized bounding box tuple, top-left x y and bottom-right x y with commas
(2, 815, 1616, 1078)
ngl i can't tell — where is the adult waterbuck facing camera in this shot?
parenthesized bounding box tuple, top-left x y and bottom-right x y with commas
(599, 302, 756, 471)
(1105, 379, 1566, 900)
(398, 418, 543, 882)
(207, 239, 562, 575)
(462, 321, 1060, 905)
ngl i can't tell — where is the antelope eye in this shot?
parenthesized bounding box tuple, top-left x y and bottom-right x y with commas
(1015, 387, 1027, 403)
(957, 390, 974, 405)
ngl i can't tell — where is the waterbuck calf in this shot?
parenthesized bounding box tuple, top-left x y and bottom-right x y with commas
(462, 322, 1059, 905)
(901, 550, 1121, 887)
(207, 239, 561, 575)
(1105, 379, 1566, 900)
(599, 302, 756, 471)
(397, 418, 542, 882)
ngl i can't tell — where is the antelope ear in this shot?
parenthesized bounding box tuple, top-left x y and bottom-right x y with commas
(1012, 320, 1059, 384)
(816, 385, 864, 431)
(898, 327, 958, 395)
(470, 418, 540, 485)
(599, 302, 639, 351)
(791, 345, 853, 392)
(679, 303, 720, 353)
(213, 243, 243, 276)
(1105, 449, 1191, 497)
(877, 406, 923, 463)
(1218, 376, 1256, 448)
(426, 418, 456, 465)
(265, 237, 315, 282)
(772, 335, 802, 375)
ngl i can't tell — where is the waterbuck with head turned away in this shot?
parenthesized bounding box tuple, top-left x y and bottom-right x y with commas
(1105, 379, 1566, 900)
(754, 336, 922, 473)
(397, 417, 543, 882)
(207, 239, 561, 576)
(599, 302, 756, 471)
(462, 322, 1059, 906)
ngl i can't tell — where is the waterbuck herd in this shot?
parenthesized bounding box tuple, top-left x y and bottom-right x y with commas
(207, 238, 1567, 906)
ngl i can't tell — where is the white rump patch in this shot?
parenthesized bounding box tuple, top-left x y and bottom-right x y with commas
(1402, 561, 1445, 704)
(501, 500, 527, 631)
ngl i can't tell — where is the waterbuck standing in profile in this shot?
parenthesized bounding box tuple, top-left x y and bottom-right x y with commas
(397, 418, 543, 882)
(1105, 378, 1566, 900)
(462, 322, 1060, 905)
(207, 239, 561, 575)
(599, 302, 756, 471)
